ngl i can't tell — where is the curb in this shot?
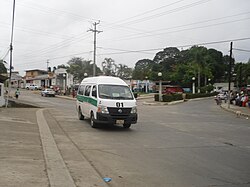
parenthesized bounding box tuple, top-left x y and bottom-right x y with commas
(143, 100, 185, 106)
(220, 105, 250, 118)
(55, 95, 76, 101)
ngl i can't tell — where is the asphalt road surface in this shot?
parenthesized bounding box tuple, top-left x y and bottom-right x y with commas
(13, 90, 250, 187)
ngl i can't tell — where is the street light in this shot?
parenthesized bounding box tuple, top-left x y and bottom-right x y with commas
(158, 72, 162, 102)
(192, 77, 195, 94)
(145, 76, 148, 93)
(63, 73, 67, 94)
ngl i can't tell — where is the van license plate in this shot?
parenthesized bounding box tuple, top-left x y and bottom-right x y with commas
(116, 120, 124, 124)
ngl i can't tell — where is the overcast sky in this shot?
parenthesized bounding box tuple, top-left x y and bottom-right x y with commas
(0, 0, 250, 76)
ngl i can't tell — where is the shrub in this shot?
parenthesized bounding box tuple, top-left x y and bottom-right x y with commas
(155, 94, 183, 102)
(155, 92, 217, 102)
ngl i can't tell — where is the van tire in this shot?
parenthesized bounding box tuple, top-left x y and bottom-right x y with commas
(78, 107, 84, 120)
(90, 113, 98, 128)
(123, 124, 131, 129)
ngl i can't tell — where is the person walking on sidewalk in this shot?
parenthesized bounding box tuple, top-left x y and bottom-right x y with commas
(15, 88, 20, 99)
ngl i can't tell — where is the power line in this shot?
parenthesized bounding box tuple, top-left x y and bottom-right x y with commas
(97, 37, 250, 56)
(0, 21, 74, 39)
(97, 47, 155, 55)
(233, 48, 250, 53)
(110, 0, 186, 24)
(20, 32, 92, 58)
(99, 0, 213, 39)
(0, 47, 10, 60)
(13, 37, 250, 69)
(15, 51, 93, 67)
(15, 1, 97, 23)
(99, 17, 250, 44)
(115, 0, 212, 26)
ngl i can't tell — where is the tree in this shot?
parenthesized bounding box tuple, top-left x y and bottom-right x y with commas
(57, 64, 68, 69)
(132, 59, 154, 80)
(153, 47, 181, 80)
(132, 45, 235, 85)
(102, 58, 117, 76)
(116, 64, 133, 79)
(235, 62, 250, 87)
(0, 60, 7, 74)
(66, 57, 101, 82)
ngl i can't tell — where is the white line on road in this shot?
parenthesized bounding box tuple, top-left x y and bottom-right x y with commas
(36, 109, 76, 187)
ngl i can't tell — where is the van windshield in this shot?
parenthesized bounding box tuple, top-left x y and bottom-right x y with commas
(98, 85, 133, 100)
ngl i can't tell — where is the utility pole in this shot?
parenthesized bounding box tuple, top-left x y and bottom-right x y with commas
(228, 41, 233, 109)
(6, 0, 16, 108)
(46, 59, 49, 71)
(88, 21, 102, 77)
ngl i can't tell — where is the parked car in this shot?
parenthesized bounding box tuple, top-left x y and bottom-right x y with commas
(41, 88, 55, 97)
(26, 84, 39, 90)
(162, 86, 184, 94)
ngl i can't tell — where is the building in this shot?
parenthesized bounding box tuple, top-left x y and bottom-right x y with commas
(10, 71, 24, 88)
(25, 69, 49, 88)
(24, 68, 73, 93)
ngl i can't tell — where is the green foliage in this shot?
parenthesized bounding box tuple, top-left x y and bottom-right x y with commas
(66, 57, 102, 82)
(57, 64, 68, 69)
(102, 58, 116, 76)
(0, 60, 7, 74)
(185, 92, 217, 99)
(132, 59, 153, 80)
(116, 64, 133, 79)
(102, 58, 132, 79)
(154, 92, 217, 102)
(234, 62, 250, 87)
(154, 93, 183, 102)
(133, 45, 234, 86)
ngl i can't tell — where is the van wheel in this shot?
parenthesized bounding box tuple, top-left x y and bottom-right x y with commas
(78, 107, 84, 120)
(90, 113, 98, 128)
(123, 124, 131, 129)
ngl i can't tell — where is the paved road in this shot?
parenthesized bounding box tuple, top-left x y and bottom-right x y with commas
(1, 89, 250, 187)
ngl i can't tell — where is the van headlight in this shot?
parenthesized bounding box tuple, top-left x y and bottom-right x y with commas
(131, 106, 137, 114)
(97, 106, 109, 114)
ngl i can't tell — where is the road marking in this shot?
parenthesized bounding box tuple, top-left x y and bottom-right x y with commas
(0, 117, 35, 124)
(36, 109, 76, 187)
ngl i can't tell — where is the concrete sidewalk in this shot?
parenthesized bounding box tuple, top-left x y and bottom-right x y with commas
(220, 102, 250, 118)
(0, 108, 48, 187)
(0, 106, 109, 187)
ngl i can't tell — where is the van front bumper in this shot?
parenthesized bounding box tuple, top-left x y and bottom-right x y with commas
(95, 112, 137, 125)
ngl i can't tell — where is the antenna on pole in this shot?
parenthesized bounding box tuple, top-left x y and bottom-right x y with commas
(87, 21, 102, 77)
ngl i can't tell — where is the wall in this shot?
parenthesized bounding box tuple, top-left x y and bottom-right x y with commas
(0, 83, 5, 107)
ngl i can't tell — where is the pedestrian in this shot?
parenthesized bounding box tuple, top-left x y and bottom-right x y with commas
(72, 88, 76, 98)
(15, 88, 20, 99)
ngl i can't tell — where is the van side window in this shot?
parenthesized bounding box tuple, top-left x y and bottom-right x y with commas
(92, 85, 97, 98)
(78, 85, 85, 95)
(85, 85, 91, 96)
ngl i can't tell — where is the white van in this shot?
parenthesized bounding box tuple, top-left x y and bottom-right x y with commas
(76, 76, 138, 128)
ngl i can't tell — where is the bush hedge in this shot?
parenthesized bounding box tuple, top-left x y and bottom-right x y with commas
(154, 92, 217, 102)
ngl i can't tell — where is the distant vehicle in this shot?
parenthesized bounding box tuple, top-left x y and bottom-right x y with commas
(217, 92, 227, 100)
(26, 84, 39, 90)
(41, 88, 55, 97)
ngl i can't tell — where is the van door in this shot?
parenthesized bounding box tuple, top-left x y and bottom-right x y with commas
(83, 85, 91, 117)
(89, 85, 98, 117)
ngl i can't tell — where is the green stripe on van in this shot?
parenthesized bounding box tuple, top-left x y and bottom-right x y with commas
(77, 95, 98, 107)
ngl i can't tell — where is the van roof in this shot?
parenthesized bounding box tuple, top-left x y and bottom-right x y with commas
(80, 76, 128, 86)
